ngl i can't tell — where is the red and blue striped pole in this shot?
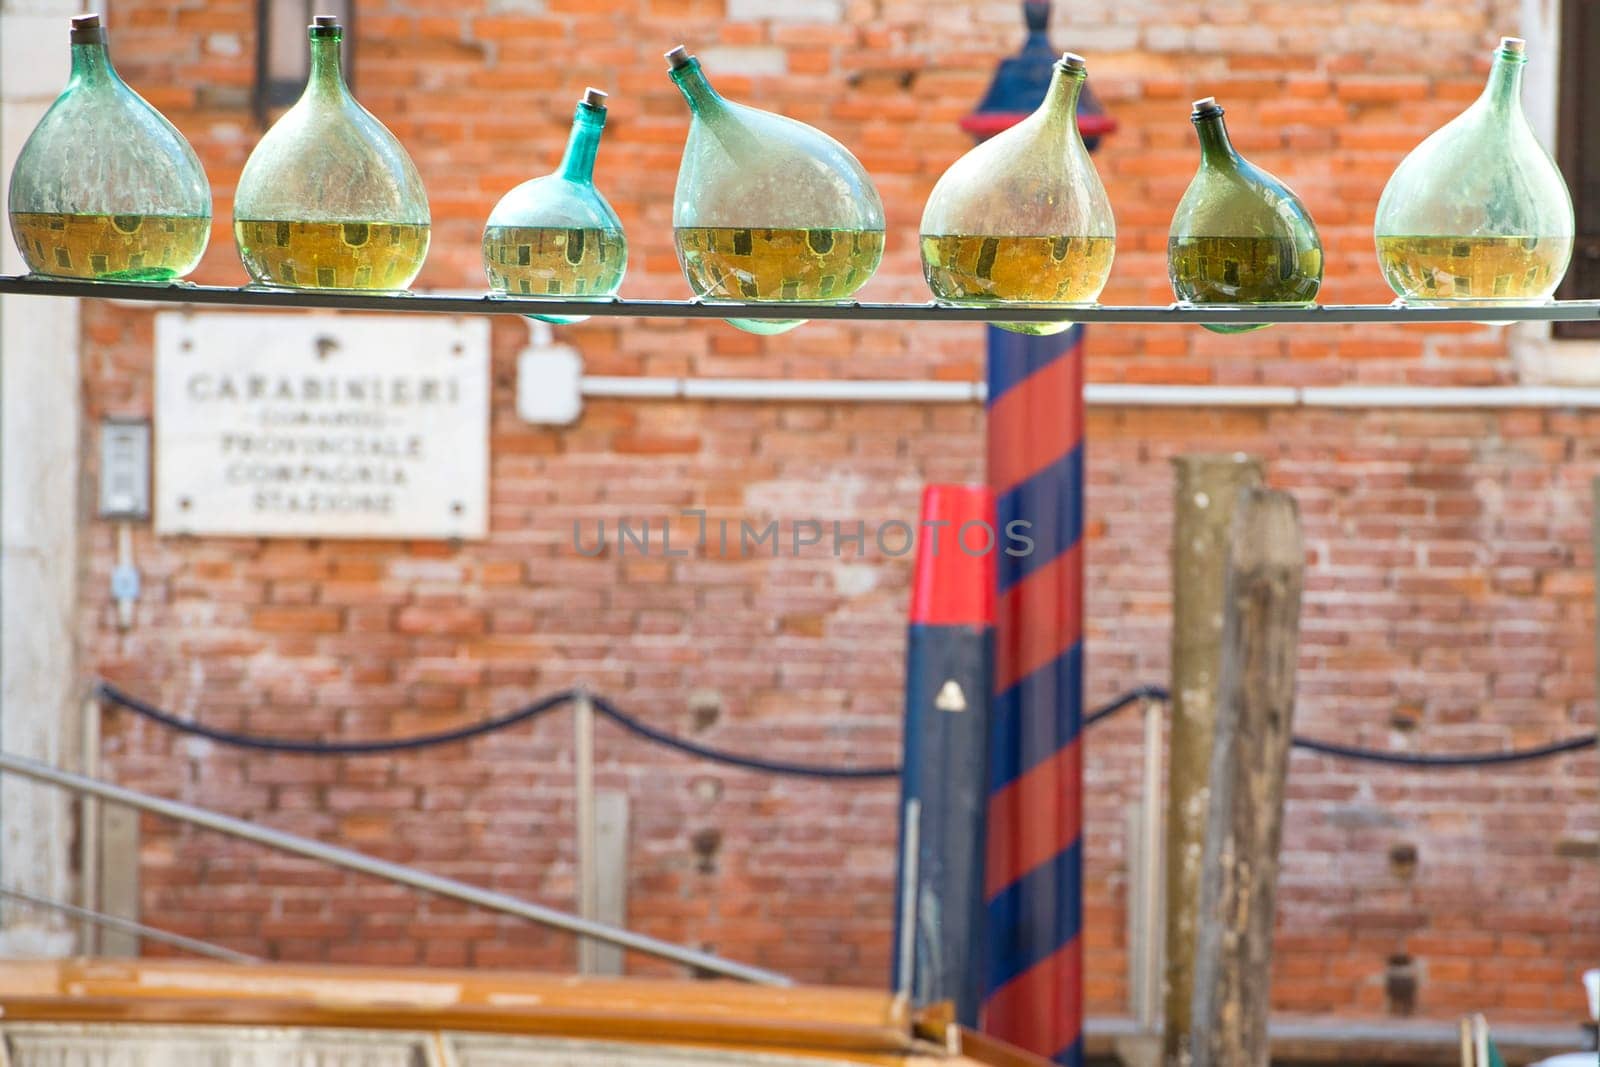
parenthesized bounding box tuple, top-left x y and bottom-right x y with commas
(960, 7, 1109, 1062)
(982, 324, 1086, 1065)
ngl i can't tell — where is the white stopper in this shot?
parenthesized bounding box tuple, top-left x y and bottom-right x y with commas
(1060, 51, 1086, 69)
(665, 45, 692, 70)
(582, 87, 608, 107)
(1500, 36, 1525, 54)
(1192, 96, 1217, 110)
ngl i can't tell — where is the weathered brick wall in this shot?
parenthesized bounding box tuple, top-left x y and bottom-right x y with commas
(81, 0, 1597, 1021)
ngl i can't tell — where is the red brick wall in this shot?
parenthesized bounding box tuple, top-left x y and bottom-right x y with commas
(81, 0, 1598, 1022)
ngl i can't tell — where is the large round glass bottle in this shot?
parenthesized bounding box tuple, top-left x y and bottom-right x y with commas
(483, 88, 626, 324)
(919, 52, 1114, 336)
(1374, 37, 1573, 306)
(1168, 97, 1323, 334)
(8, 14, 211, 282)
(666, 46, 885, 336)
(234, 16, 429, 292)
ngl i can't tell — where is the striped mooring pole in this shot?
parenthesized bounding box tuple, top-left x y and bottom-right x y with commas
(983, 324, 1087, 1064)
(894, 485, 996, 1025)
(959, 4, 1111, 1065)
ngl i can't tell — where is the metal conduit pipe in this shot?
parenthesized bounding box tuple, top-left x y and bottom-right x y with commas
(0, 751, 790, 987)
(580, 376, 1600, 409)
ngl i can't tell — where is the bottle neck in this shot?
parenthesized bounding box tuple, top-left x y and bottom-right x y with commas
(1194, 111, 1238, 166)
(558, 103, 606, 183)
(1481, 50, 1526, 114)
(68, 40, 119, 89)
(1040, 62, 1086, 130)
(306, 33, 349, 99)
(669, 59, 726, 118)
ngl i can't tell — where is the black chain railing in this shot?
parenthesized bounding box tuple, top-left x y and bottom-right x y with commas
(95, 681, 1597, 774)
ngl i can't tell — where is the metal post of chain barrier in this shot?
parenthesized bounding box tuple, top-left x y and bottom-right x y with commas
(1136, 695, 1166, 1030)
(574, 686, 602, 975)
(79, 691, 101, 953)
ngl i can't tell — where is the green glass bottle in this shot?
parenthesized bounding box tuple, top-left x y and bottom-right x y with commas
(483, 88, 626, 324)
(666, 45, 885, 336)
(919, 52, 1114, 336)
(234, 15, 429, 292)
(8, 14, 211, 282)
(1375, 37, 1573, 306)
(1168, 97, 1323, 334)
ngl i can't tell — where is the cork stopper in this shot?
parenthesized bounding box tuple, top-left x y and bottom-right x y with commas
(1059, 51, 1086, 70)
(1499, 35, 1526, 54)
(70, 13, 105, 44)
(313, 14, 340, 27)
(581, 87, 608, 109)
(1191, 95, 1223, 118)
(665, 45, 693, 71)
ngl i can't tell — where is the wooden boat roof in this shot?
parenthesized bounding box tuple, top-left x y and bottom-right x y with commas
(0, 959, 1047, 1067)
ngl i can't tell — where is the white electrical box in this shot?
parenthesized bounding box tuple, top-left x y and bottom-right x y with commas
(517, 342, 583, 426)
(99, 419, 151, 519)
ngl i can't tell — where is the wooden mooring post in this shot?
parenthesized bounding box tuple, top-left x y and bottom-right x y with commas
(1163, 454, 1264, 1066)
(1188, 488, 1304, 1067)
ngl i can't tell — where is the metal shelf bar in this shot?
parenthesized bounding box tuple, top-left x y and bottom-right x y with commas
(3, 275, 1599, 325)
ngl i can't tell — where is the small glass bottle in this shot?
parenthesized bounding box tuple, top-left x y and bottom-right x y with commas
(234, 15, 429, 291)
(8, 14, 211, 282)
(666, 45, 885, 336)
(483, 88, 626, 324)
(919, 52, 1114, 336)
(1168, 97, 1323, 334)
(1375, 37, 1573, 306)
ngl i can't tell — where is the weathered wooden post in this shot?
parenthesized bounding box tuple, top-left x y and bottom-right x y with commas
(1163, 454, 1263, 1066)
(1188, 488, 1304, 1067)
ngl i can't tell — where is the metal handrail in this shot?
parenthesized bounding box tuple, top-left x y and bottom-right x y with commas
(3, 274, 1600, 325)
(0, 751, 789, 986)
(0, 886, 258, 964)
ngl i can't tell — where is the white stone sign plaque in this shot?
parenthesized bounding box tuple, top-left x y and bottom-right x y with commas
(155, 312, 489, 540)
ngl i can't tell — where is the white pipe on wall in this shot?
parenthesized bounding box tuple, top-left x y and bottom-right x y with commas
(578, 375, 1600, 410)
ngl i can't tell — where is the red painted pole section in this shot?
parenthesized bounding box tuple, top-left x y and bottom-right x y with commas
(909, 485, 998, 627)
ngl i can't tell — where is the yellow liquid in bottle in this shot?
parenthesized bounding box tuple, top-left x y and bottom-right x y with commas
(1168, 235, 1323, 334)
(483, 226, 625, 298)
(234, 219, 430, 291)
(1168, 236, 1322, 305)
(1376, 235, 1572, 304)
(674, 226, 885, 335)
(920, 234, 1116, 336)
(10, 212, 209, 281)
